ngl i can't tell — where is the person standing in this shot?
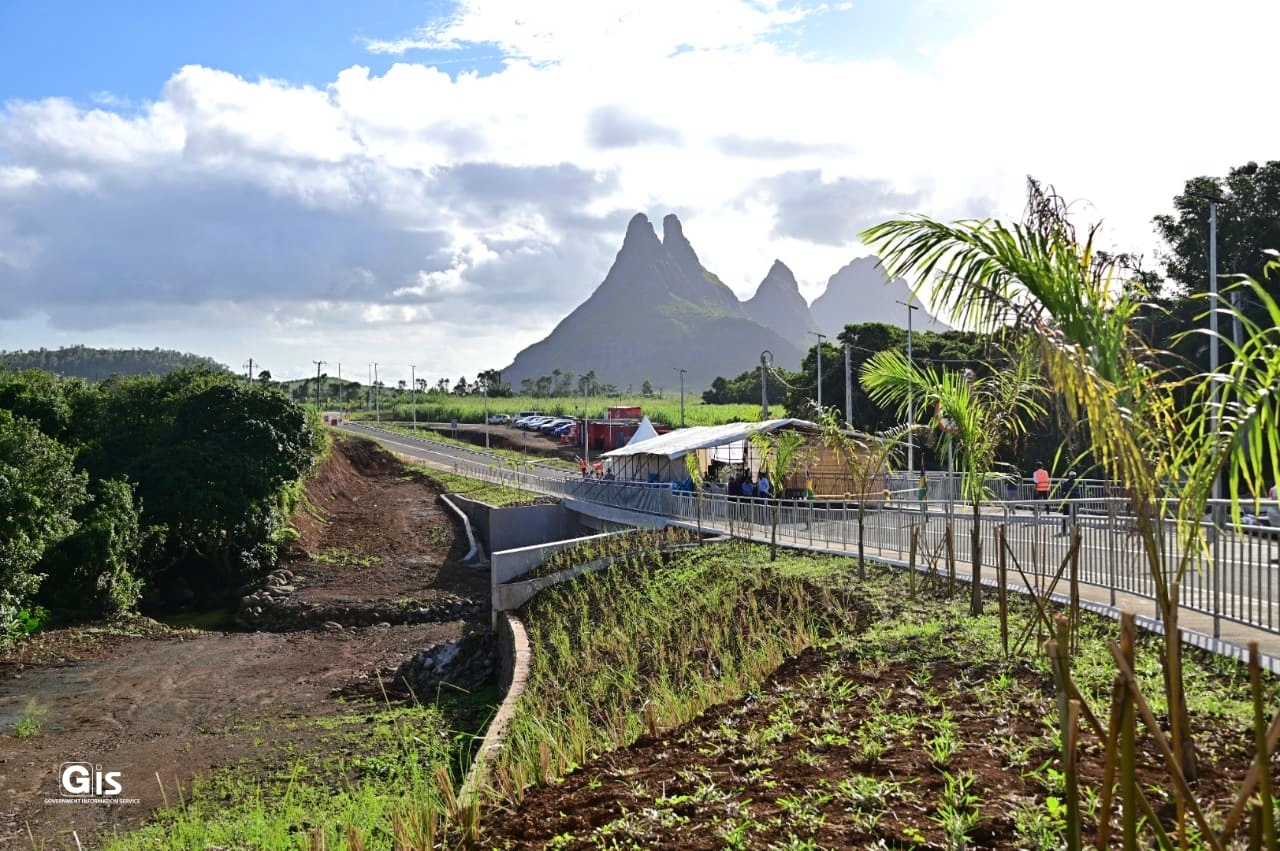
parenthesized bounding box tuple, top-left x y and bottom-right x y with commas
(757, 470, 772, 500)
(1057, 470, 1080, 536)
(917, 468, 929, 517)
(1032, 461, 1050, 512)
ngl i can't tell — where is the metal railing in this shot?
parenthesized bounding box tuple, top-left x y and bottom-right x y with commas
(352, 425, 1280, 642)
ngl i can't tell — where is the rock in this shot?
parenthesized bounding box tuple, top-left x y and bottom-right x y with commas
(394, 631, 497, 698)
(322, 621, 344, 631)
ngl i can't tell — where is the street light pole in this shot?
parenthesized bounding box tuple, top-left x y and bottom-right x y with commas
(483, 379, 490, 449)
(1188, 189, 1227, 516)
(673, 368, 686, 427)
(810, 331, 826, 412)
(410, 365, 417, 433)
(373, 362, 380, 423)
(896, 300, 919, 472)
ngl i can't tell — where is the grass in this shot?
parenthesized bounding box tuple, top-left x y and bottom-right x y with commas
(349, 394, 761, 428)
(103, 691, 496, 851)
(12, 697, 45, 738)
(402, 464, 545, 508)
(311, 546, 380, 567)
(488, 544, 856, 798)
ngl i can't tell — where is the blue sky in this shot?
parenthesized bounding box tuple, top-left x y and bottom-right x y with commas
(0, 0, 1274, 385)
(0, 0, 498, 100)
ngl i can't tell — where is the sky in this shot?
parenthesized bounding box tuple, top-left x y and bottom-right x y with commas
(0, 0, 1276, 386)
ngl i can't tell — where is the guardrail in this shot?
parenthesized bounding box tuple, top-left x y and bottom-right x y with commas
(348, 424, 1280, 643)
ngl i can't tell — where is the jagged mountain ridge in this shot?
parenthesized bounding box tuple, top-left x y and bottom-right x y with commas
(810, 256, 950, 338)
(504, 213, 945, 393)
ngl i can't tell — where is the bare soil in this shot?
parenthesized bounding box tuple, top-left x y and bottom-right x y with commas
(0, 436, 489, 849)
(475, 643, 1255, 849)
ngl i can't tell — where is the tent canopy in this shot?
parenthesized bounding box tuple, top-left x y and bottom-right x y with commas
(601, 418, 820, 462)
(624, 416, 659, 447)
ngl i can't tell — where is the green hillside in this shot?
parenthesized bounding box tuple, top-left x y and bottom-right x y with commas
(0, 346, 227, 380)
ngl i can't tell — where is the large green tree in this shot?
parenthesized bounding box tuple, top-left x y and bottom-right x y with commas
(1155, 161, 1280, 302)
(0, 409, 89, 635)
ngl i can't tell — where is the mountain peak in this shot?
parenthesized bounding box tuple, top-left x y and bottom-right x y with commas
(743, 259, 818, 348)
(761, 260, 799, 290)
(623, 212, 659, 248)
(661, 213, 685, 245)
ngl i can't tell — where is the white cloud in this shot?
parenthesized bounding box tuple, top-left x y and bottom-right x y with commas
(1, 0, 1277, 381)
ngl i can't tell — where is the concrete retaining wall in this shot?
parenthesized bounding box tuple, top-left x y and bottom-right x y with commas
(491, 530, 627, 586)
(450, 496, 588, 554)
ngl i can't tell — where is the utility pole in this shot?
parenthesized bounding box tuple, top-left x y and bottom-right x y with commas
(759, 351, 772, 419)
(244, 358, 255, 383)
(844, 342, 852, 426)
(483, 378, 490, 449)
(373, 362, 380, 423)
(896, 300, 919, 472)
(673, 367, 687, 427)
(313, 360, 326, 409)
(410, 365, 417, 433)
(810, 331, 826, 412)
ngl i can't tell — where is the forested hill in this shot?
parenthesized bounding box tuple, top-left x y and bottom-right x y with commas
(0, 346, 227, 380)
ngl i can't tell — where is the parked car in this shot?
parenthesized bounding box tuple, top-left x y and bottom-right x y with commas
(540, 417, 576, 434)
(517, 415, 553, 430)
(487, 414, 512, 425)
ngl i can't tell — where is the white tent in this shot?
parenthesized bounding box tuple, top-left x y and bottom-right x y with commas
(601, 418, 821, 483)
(624, 416, 659, 446)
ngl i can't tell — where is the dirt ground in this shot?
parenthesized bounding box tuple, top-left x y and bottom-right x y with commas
(0, 436, 489, 850)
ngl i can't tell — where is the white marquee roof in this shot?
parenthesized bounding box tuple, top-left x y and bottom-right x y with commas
(600, 418, 821, 461)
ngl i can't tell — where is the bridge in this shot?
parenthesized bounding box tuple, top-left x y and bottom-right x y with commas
(341, 422, 1280, 669)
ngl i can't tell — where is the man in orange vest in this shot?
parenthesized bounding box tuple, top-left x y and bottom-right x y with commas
(1032, 461, 1050, 513)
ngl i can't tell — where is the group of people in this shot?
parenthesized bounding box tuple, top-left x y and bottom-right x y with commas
(729, 471, 772, 499)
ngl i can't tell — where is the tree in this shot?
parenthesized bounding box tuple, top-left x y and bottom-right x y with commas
(453, 376, 470, 395)
(640, 379, 654, 397)
(747, 428, 810, 561)
(860, 339, 1047, 614)
(0, 409, 89, 636)
(257, 370, 272, 383)
(860, 177, 1280, 782)
(1155, 161, 1280, 303)
(37, 477, 149, 617)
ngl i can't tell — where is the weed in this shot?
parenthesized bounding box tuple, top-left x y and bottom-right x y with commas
(12, 698, 45, 738)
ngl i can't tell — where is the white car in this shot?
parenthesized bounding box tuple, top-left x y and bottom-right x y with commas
(487, 414, 512, 425)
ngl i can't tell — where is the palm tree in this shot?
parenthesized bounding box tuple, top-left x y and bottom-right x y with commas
(748, 428, 810, 561)
(813, 408, 912, 581)
(860, 181, 1280, 781)
(858, 340, 1047, 614)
